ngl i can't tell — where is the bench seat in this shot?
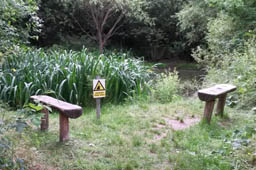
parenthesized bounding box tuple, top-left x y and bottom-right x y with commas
(198, 84, 236, 123)
(198, 84, 236, 102)
(30, 95, 83, 142)
(30, 95, 82, 118)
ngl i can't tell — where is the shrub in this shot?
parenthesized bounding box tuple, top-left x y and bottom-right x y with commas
(0, 0, 41, 52)
(0, 48, 152, 107)
(203, 38, 256, 108)
(0, 104, 28, 169)
(206, 12, 243, 55)
(152, 70, 180, 103)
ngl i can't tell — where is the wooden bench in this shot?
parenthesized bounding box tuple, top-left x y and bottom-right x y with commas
(198, 84, 236, 123)
(30, 95, 83, 142)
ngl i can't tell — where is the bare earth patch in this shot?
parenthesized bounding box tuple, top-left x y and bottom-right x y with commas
(153, 117, 200, 141)
(165, 117, 201, 131)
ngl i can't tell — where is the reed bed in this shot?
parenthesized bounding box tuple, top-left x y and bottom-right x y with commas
(0, 48, 152, 107)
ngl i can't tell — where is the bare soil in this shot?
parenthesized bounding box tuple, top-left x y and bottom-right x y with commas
(153, 117, 201, 141)
(164, 117, 201, 131)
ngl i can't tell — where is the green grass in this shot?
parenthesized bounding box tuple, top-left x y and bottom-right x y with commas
(2, 98, 256, 170)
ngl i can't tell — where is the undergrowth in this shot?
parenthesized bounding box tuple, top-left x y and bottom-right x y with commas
(152, 70, 180, 103)
(202, 39, 256, 109)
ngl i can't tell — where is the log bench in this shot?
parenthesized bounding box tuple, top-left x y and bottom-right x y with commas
(30, 95, 83, 142)
(198, 84, 236, 123)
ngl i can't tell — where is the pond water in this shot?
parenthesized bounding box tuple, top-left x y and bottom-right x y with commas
(151, 59, 205, 81)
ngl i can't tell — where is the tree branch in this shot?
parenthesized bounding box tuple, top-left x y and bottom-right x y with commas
(104, 13, 124, 42)
(90, 4, 100, 32)
(101, 7, 114, 32)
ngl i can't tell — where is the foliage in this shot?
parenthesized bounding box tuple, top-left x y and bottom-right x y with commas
(37, 0, 190, 59)
(127, 0, 185, 59)
(179, 79, 200, 97)
(176, 0, 217, 46)
(0, 48, 152, 107)
(37, 0, 76, 46)
(152, 70, 180, 103)
(0, 103, 42, 169)
(203, 38, 256, 108)
(69, 0, 153, 53)
(0, 0, 41, 53)
(178, 0, 256, 64)
(206, 12, 242, 54)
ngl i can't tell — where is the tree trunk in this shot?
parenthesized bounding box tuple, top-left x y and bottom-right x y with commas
(99, 39, 104, 54)
(97, 30, 104, 54)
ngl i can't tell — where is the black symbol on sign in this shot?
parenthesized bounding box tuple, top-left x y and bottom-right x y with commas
(94, 81, 105, 91)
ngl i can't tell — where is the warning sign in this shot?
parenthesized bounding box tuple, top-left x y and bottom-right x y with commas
(93, 79, 106, 98)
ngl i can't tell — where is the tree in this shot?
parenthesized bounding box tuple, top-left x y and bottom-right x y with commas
(176, 0, 217, 46)
(72, 0, 152, 54)
(178, 0, 256, 65)
(131, 0, 185, 59)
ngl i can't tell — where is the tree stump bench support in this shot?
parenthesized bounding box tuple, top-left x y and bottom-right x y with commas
(198, 84, 236, 124)
(30, 95, 83, 142)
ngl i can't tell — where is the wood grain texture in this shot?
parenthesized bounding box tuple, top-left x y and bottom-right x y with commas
(59, 113, 69, 142)
(203, 100, 215, 124)
(41, 108, 49, 131)
(96, 98, 101, 119)
(216, 94, 227, 117)
(30, 95, 83, 118)
(198, 84, 236, 102)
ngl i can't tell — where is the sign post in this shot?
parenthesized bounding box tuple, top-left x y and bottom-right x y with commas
(93, 76, 106, 119)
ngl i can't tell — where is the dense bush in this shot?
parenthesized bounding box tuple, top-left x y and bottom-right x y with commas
(0, 0, 41, 52)
(203, 39, 256, 108)
(0, 48, 152, 107)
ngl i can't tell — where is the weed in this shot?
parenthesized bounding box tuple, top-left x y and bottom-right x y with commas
(132, 135, 143, 147)
(149, 143, 158, 153)
(152, 70, 180, 103)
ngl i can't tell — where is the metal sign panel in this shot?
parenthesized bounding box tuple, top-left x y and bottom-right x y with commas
(93, 79, 106, 98)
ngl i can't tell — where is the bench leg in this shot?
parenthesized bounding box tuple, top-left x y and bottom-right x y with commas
(216, 94, 227, 117)
(203, 100, 215, 124)
(59, 113, 69, 142)
(41, 108, 49, 131)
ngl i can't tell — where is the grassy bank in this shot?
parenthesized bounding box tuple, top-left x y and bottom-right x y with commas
(2, 97, 256, 170)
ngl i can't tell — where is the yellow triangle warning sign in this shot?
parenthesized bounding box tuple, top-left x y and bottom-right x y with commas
(94, 80, 105, 91)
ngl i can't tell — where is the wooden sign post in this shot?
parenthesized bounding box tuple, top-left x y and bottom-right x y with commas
(93, 76, 106, 119)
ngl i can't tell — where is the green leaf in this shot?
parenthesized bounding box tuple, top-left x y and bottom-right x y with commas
(28, 103, 43, 111)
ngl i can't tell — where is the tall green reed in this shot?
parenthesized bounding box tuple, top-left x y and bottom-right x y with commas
(0, 48, 152, 107)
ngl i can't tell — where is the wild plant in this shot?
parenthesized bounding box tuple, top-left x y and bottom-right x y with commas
(0, 48, 152, 107)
